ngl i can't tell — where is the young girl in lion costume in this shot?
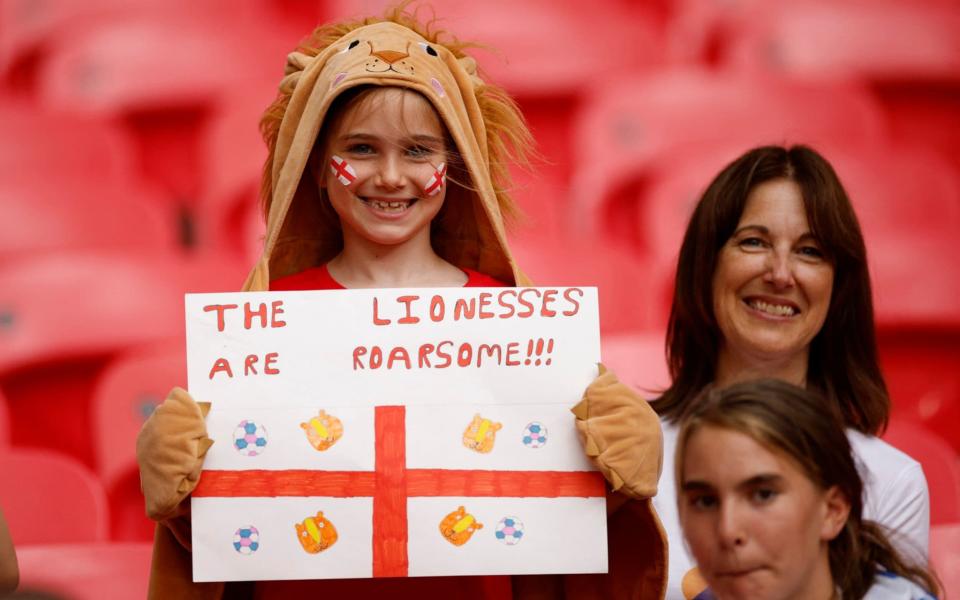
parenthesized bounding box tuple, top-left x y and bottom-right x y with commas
(136, 5, 665, 598)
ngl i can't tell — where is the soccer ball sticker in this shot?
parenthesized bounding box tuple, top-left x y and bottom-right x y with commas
(233, 420, 268, 456)
(494, 516, 524, 545)
(233, 526, 260, 555)
(522, 422, 547, 449)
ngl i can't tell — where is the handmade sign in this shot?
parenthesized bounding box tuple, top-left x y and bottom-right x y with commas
(186, 287, 606, 582)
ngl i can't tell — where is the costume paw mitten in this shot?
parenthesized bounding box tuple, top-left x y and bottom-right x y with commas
(136, 387, 214, 521)
(571, 364, 663, 499)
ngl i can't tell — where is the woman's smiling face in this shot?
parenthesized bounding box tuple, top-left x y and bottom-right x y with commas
(711, 178, 834, 372)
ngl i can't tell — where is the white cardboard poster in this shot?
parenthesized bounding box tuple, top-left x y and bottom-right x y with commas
(186, 287, 607, 582)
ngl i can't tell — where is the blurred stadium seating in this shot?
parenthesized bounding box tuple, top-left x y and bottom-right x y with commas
(16, 542, 152, 599)
(1, 173, 175, 261)
(92, 340, 185, 540)
(0, 449, 108, 545)
(931, 522, 960, 597)
(0, 0, 956, 575)
(0, 388, 9, 448)
(0, 252, 245, 464)
(599, 331, 670, 397)
(884, 422, 960, 526)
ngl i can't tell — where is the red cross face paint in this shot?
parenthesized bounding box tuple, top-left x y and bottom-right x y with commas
(424, 162, 446, 197)
(330, 155, 357, 186)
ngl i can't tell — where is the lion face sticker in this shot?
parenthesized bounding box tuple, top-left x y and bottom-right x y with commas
(295, 511, 338, 554)
(300, 410, 344, 451)
(462, 413, 502, 453)
(439, 506, 482, 546)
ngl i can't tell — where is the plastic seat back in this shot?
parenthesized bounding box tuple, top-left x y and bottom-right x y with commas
(93, 339, 186, 541)
(570, 70, 888, 233)
(600, 331, 670, 397)
(884, 422, 960, 525)
(930, 522, 960, 598)
(726, 3, 960, 82)
(0, 449, 108, 544)
(16, 542, 152, 600)
(0, 174, 174, 262)
(0, 388, 9, 448)
(92, 340, 185, 489)
(0, 252, 246, 463)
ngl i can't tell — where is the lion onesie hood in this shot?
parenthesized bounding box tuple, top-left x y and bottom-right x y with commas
(137, 13, 666, 600)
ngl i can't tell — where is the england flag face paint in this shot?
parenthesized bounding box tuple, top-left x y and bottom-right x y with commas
(329, 155, 357, 186)
(423, 162, 446, 197)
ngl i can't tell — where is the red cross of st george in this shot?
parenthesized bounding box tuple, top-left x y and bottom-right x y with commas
(329, 158, 356, 183)
(193, 406, 605, 577)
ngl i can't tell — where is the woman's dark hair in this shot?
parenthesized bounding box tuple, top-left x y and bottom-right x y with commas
(652, 145, 889, 434)
(675, 379, 939, 599)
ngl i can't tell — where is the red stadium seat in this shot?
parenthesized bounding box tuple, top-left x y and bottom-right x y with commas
(930, 522, 960, 598)
(0, 174, 174, 262)
(0, 253, 216, 374)
(600, 331, 670, 397)
(0, 449, 108, 544)
(92, 340, 186, 540)
(16, 542, 151, 600)
(509, 233, 670, 333)
(199, 95, 272, 260)
(0, 388, 9, 448)
(876, 84, 960, 177)
(569, 70, 888, 234)
(0, 99, 135, 181)
(725, 3, 960, 83)
(28, 9, 299, 239)
(92, 340, 185, 492)
(883, 422, 960, 526)
(0, 251, 247, 464)
(0, 0, 171, 82)
(882, 330, 960, 456)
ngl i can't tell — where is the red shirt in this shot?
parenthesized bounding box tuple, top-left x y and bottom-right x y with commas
(270, 264, 507, 291)
(255, 263, 510, 599)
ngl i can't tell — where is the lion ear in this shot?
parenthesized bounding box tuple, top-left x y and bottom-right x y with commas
(456, 55, 485, 89)
(280, 51, 313, 93)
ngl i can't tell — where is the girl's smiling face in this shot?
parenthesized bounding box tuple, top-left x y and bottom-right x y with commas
(321, 87, 449, 249)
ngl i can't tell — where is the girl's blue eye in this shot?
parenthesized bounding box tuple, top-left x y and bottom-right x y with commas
(347, 143, 374, 154)
(407, 145, 433, 158)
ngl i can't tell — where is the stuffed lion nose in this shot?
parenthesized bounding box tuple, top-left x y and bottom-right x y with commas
(372, 49, 408, 64)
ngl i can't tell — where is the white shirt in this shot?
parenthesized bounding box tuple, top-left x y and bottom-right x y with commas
(654, 420, 931, 600)
(863, 571, 937, 599)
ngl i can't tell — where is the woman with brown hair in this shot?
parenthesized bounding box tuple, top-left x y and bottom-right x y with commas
(582, 144, 930, 599)
(675, 378, 938, 600)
